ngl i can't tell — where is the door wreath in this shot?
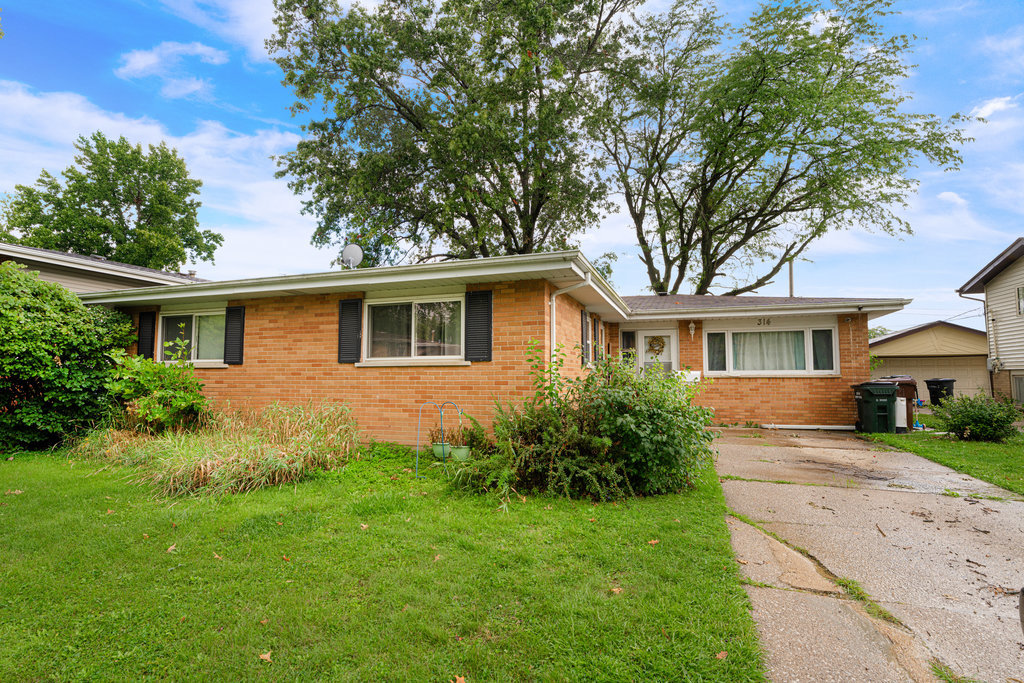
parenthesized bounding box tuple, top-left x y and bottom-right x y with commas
(646, 335, 666, 355)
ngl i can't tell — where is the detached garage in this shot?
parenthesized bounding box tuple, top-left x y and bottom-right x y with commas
(870, 321, 990, 399)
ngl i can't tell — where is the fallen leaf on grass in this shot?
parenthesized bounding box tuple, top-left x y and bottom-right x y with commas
(360, 524, 369, 530)
(610, 587, 623, 595)
(716, 651, 728, 660)
(405, 517, 411, 523)
(260, 618, 269, 625)
(166, 544, 176, 553)
(4, 489, 23, 495)
(737, 559, 748, 565)
(589, 518, 596, 523)
(544, 505, 552, 510)
(648, 539, 660, 546)
(282, 555, 290, 562)
(180, 616, 187, 622)
(259, 651, 272, 663)
(5, 456, 12, 461)
(106, 509, 114, 515)
(213, 553, 222, 560)
(450, 677, 466, 683)
(434, 554, 441, 562)
(402, 468, 412, 473)
(390, 475, 398, 481)
(142, 534, 149, 539)
(171, 522, 176, 528)
(277, 522, 283, 526)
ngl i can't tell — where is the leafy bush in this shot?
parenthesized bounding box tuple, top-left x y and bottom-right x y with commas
(932, 394, 1021, 442)
(453, 343, 715, 501)
(0, 261, 134, 449)
(105, 347, 210, 433)
(73, 402, 360, 495)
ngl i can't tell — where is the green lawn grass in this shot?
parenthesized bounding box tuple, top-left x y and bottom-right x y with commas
(0, 446, 764, 681)
(871, 431, 1024, 496)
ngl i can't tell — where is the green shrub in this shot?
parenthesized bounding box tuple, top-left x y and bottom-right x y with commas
(453, 343, 715, 501)
(105, 348, 210, 433)
(931, 394, 1021, 442)
(0, 261, 134, 449)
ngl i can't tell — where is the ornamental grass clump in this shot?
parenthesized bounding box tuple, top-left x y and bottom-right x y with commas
(73, 402, 360, 496)
(452, 342, 716, 501)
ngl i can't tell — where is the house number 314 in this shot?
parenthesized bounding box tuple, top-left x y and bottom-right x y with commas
(756, 318, 772, 326)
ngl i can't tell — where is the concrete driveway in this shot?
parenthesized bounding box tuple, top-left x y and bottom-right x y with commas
(717, 429, 1024, 682)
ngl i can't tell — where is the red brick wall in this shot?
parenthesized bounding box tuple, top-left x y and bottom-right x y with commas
(127, 288, 872, 440)
(687, 314, 870, 426)
(185, 280, 550, 444)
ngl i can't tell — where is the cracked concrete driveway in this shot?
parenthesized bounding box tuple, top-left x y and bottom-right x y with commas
(718, 429, 1024, 682)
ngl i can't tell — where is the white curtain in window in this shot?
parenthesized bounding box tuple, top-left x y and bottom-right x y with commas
(733, 331, 805, 371)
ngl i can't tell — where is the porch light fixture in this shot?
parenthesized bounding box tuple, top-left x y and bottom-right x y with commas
(688, 321, 696, 340)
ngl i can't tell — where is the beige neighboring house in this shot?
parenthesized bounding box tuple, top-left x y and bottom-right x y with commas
(0, 242, 201, 293)
(870, 321, 990, 399)
(957, 237, 1024, 401)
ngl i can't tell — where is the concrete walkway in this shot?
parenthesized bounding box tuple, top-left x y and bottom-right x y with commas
(717, 429, 1024, 682)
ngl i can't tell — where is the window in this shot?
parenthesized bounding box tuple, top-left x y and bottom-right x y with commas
(160, 312, 226, 362)
(1018, 287, 1024, 316)
(367, 299, 462, 359)
(705, 327, 837, 375)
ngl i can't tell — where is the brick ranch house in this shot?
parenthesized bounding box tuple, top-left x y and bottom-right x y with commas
(80, 251, 908, 443)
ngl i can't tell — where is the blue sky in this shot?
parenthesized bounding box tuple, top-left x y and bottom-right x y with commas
(1, 0, 1022, 332)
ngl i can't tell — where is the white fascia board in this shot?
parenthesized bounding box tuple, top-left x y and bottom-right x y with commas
(79, 251, 584, 305)
(626, 300, 912, 321)
(569, 253, 630, 319)
(1, 243, 194, 285)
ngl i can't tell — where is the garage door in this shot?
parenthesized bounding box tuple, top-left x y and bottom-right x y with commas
(872, 355, 990, 399)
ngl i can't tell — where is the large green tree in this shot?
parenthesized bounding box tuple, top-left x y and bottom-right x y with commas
(1, 132, 222, 271)
(594, 0, 968, 294)
(269, 0, 637, 265)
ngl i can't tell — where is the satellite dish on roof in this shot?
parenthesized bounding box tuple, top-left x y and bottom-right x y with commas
(341, 243, 364, 269)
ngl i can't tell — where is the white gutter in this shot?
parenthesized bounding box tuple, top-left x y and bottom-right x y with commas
(627, 300, 912, 320)
(550, 273, 591, 358)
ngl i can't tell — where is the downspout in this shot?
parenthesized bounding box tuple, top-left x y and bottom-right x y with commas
(959, 291, 995, 396)
(550, 273, 591, 359)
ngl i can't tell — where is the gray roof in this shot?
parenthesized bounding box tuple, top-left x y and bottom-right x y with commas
(958, 237, 1024, 295)
(625, 294, 907, 311)
(0, 242, 206, 283)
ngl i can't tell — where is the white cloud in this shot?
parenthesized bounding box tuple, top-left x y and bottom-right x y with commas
(970, 95, 1018, 118)
(159, 0, 278, 61)
(115, 41, 228, 100)
(115, 41, 228, 79)
(936, 191, 967, 206)
(980, 27, 1024, 79)
(0, 80, 335, 279)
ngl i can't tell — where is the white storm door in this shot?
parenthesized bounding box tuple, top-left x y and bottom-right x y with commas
(638, 330, 677, 374)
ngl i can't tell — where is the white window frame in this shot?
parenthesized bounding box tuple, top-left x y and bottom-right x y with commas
(1012, 374, 1024, 403)
(157, 308, 227, 367)
(1017, 287, 1024, 316)
(703, 324, 840, 377)
(619, 327, 679, 373)
(362, 294, 466, 362)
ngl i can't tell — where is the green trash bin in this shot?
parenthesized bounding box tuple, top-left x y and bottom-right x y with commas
(853, 382, 899, 433)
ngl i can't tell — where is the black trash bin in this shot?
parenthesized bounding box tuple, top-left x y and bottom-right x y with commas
(853, 382, 899, 433)
(924, 378, 956, 405)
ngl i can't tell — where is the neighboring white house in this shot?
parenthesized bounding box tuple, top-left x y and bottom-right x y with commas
(957, 237, 1024, 401)
(0, 242, 201, 293)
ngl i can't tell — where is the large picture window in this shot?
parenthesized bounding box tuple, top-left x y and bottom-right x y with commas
(368, 298, 463, 359)
(160, 313, 225, 362)
(705, 327, 836, 375)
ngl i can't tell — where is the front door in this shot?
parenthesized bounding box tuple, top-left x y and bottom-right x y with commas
(636, 330, 676, 374)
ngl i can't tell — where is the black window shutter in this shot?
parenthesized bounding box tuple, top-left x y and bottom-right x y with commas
(592, 317, 600, 361)
(224, 306, 245, 365)
(581, 310, 589, 366)
(464, 290, 492, 362)
(338, 298, 362, 363)
(137, 311, 156, 360)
